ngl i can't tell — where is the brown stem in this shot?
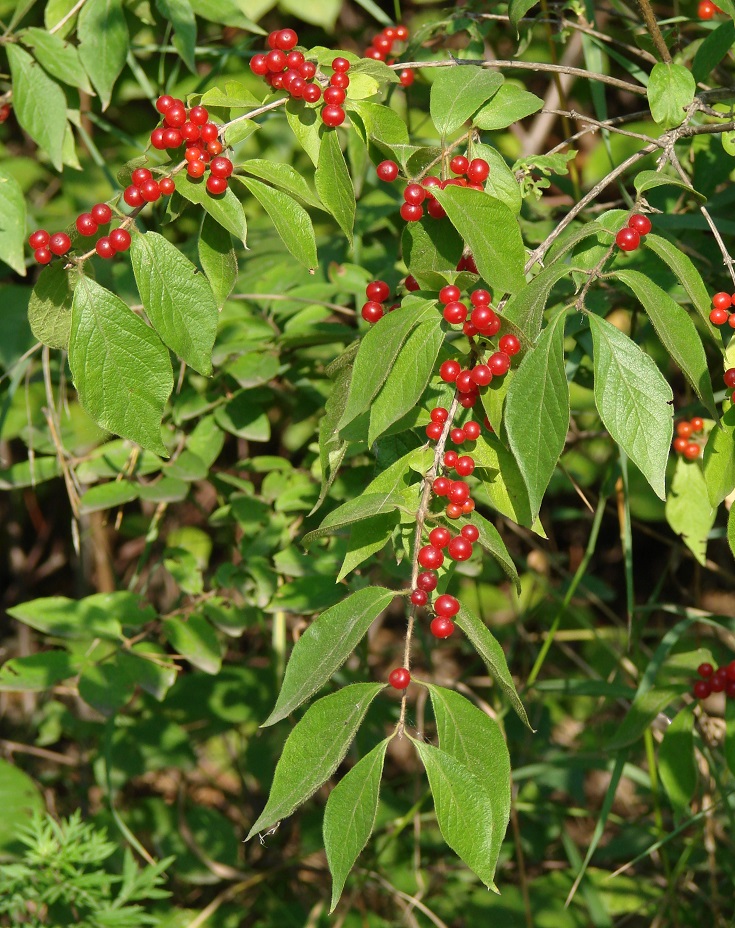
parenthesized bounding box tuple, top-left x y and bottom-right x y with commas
(636, 0, 672, 64)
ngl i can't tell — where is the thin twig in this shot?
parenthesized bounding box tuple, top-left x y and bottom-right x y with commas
(48, 0, 89, 34)
(636, 0, 672, 64)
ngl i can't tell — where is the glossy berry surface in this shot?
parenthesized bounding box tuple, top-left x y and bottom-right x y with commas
(693, 679, 711, 699)
(461, 524, 479, 542)
(697, 662, 714, 678)
(411, 589, 428, 606)
(463, 421, 481, 441)
(434, 594, 460, 618)
(429, 527, 451, 548)
(29, 229, 50, 249)
(366, 280, 390, 302)
(724, 368, 735, 388)
(430, 617, 455, 639)
(616, 227, 641, 251)
(49, 233, 71, 255)
(416, 571, 438, 591)
(110, 228, 131, 251)
(389, 667, 411, 689)
(376, 160, 399, 181)
(418, 545, 444, 570)
(76, 213, 98, 236)
(95, 237, 115, 259)
(447, 536, 473, 561)
(628, 214, 652, 235)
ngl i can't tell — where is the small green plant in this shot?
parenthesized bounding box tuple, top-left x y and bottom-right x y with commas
(0, 811, 173, 928)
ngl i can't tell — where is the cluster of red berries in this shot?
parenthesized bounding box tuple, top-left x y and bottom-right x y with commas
(249, 28, 349, 128)
(708, 290, 735, 326)
(148, 97, 233, 196)
(671, 417, 705, 460)
(376, 155, 490, 222)
(699, 0, 723, 18)
(29, 204, 133, 264)
(0, 102, 11, 123)
(363, 24, 413, 87)
(615, 213, 652, 252)
(693, 661, 735, 699)
(389, 587, 465, 689)
(360, 280, 399, 323)
(28, 228, 72, 265)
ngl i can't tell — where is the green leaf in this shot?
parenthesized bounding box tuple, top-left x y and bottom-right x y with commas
(6, 44, 67, 171)
(427, 684, 510, 870)
(7, 594, 126, 639)
(402, 217, 464, 282)
(156, 0, 196, 72)
(412, 739, 498, 891)
(285, 99, 323, 166)
(368, 316, 443, 446)
(473, 83, 544, 130)
(236, 177, 318, 270)
(472, 433, 539, 531)
(608, 687, 681, 750)
(0, 759, 43, 852)
(693, 19, 735, 84)
(200, 80, 261, 108)
(726, 699, 735, 776)
(430, 65, 503, 137)
(0, 457, 61, 489)
(505, 312, 569, 520)
(347, 100, 409, 159)
(647, 62, 695, 129)
(198, 214, 237, 308)
(163, 614, 222, 674)
(303, 492, 404, 547)
(454, 602, 531, 728)
(508, 0, 539, 33)
(704, 404, 735, 505)
(247, 683, 385, 839)
(658, 706, 697, 813)
(77, 0, 129, 110)
(279, 0, 340, 28)
(78, 656, 136, 715)
(666, 456, 715, 565)
(0, 651, 75, 691)
(69, 276, 173, 456)
(588, 313, 673, 500)
(338, 514, 397, 582)
(225, 350, 279, 389)
(174, 172, 248, 244)
(20, 27, 94, 93)
(316, 129, 355, 245)
(729, 504, 735, 560)
(130, 231, 218, 375)
(0, 168, 27, 276)
(263, 587, 395, 726)
(338, 296, 439, 431)
(118, 646, 178, 701)
(465, 511, 520, 591)
(325, 738, 389, 912)
(239, 158, 322, 209)
(431, 187, 526, 295)
(80, 480, 140, 513)
(473, 142, 522, 216)
(613, 269, 716, 417)
(633, 170, 705, 201)
(28, 262, 80, 349)
(644, 233, 715, 334)
(502, 263, 571, 341)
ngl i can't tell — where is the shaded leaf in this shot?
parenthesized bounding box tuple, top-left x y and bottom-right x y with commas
(665, 456, 715, 565)
(77, 0, 129, 110)
(316, 129, 355, 244)
(198, 214, 237, 308)
(7, 44, 67, 171)
(236, 176, 318, 270)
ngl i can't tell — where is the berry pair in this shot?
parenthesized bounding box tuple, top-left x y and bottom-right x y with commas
(672, 417, 705, 460)
(361, 280, 396, 323)
(409, 588, 460, 639)
(693, 660, 735, 699)
(615, 213, 652, 252)
(449, 154, 490, 184)
(708, 290, 735, 326)
(124, 168, 173, 208)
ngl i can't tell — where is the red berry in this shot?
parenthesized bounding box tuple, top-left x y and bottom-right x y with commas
(332, 56, 350, 73)
(361, 301, 384, 323)
(444, 450, 458, 468)
(710, 308, 728, 325)
(48, 232, 71, 256)
(462, 499, 475, 514)
(276, 28, 298, 50)
(188, 105, 208, 125)
(683, 443, 701, 460)
(455, 370, 475, 394)
(159, 177, 175, 195)
(164, 103, 187, 127)
(110, 227, 131, 252)
(377, 160, 399, 182)
(76, 213, 98, 236)
(466, 158, 489, 183)
(676, 421, 693, 438)
(430, 407, 448, 424)
(672, 437, 688, 453)
(446, 503, 463, 519)
(251, 53, 269, 75)
(463, 421, 481, 440)
(699, 0, 717, 18)
(34, 247, 52, 264)
(455, 456, 475, 477)
(470, 365, 492, 386)
(200, 123, 219, 142)
(470, 305, 494, 330)
(322, 86, 344, 106)
(447, 481, 470, 504)
(698, 662, 714, 678)
(616, 227, 640, 252)
(210, 156, 234, 178)
(427, 199, 446, 220)
(267, 30, 279, 49)
(400, 202, 423, 222)
(433, 476, 451, 496)
(434, 594, 459, 618)
(450, 428, 465, 444)
(439, 285, 461, 304)
(470, 289, 491, 305)
(28, 229, 50, 249)
(322, 104, 346, 127)
(132, 168, 152, 187)
(140, 179, 162, 202)
(726, 680, 735, 698)
(429, 527, 451, 548)
(443, 302, 467, 325)
(266, 49, 286, 72)
(185, 147, 204, 163)
(395, 24, 409, 39)
(156, 94, 174, 113)
(488, 352, 511, 377)
(366, 280, 390, 302)
(713, 291, 732, 310)
(499, 334, 521, 356)
(690, 417, 704, 432)
(162, 127, 183, 148)
(303, 84, 322, 104)
(187, 160, 206, 179)
(399, 69, 414, 87)
(450, 155, 469, 175)
(150, 127, 167, 150)
(95, 236, 115, 259)
(418, 545, 444, 570)
(724, 368, 735, 388)
(417, 571, 438, 591)
(693, 679, 711, 699)
(430, 617, 455, 639)
(124, 185, 144, 208)
(389, 667, 411, 689)
(207, 140, 223, 156)
(90, 203, 112, 225)
(461, 524, 479, 542)
(426, 422, 443, 440)
(727, 661, 735, 681)
(405, 275, 419, 291)
(411, 589, 428, 606)
(448, 536, 473, 561)
(439, 361, 460, 386)
(628, 213, 652, 235)
(711, 668, 728, 692)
